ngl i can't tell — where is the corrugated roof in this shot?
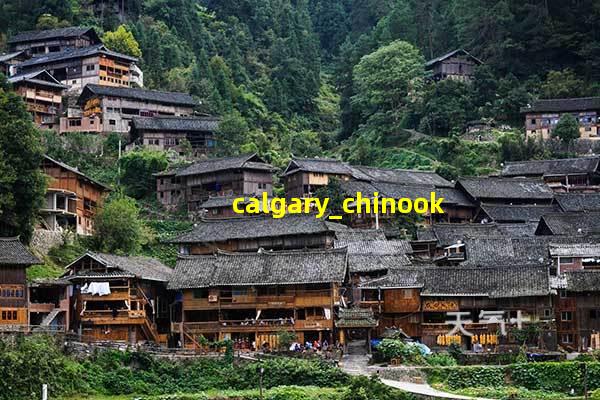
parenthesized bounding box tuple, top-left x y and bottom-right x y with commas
(168, 248, 347, 289)
(501, 157, 600, 177)
(0, 237, 41, 265)
(131, 116, 219, 132)
(521, 97, 600, 113)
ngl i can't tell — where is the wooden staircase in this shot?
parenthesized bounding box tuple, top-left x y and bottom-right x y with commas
(131, 284, 162, 344)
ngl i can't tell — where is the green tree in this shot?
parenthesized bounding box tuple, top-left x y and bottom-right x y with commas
(93, 195, 145, 254)
(541, 69, 586, 99)
(552, 114, 580, 146)
(352, 40, 425, 135)
(119, 149, 168, 199)
(214, 110, 250, 156)
(103, 25, 142, 58)
(419, 80, 476, 136)
(0, 77, 46, 243)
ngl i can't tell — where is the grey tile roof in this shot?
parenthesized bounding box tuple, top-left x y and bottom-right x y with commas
(18, 44, 137, 68)
(0, 51, 24, 63)
(336, 308, 378, 328)
(549, 243, 600, 257)
(564, 270, 600, 292)
(417, 223, 502, 247)
(8, 27, 98, 44)
(168, 248, 347, 289)
(495, 222, 539, 237)
(170, 214, 332, 244)
(44, 155, 111, 191)
(282, 157, 353, 176)
(365, 265, 550, 298)
(457, 177, 554, 201)
(477, 203, 561, 223)
(536, 212, 600, 235)
(501, 157, 600, 177)
(555, 193, 600, 212)
(334, 229, 387, 245)
(425, 49, 483, 67)
(351, 166, 452, 187)
(175, 154, 273, 177)
(335, 237, 412, 273)
(79, 83, 196, 107)
(131, 116, 219, 132)
(521, 97, 600, 113)
(359, 268, 424, 289)
(199, 195, 257, 209)
(66, 252, 172, 282)
(0, 237, 41, 265)
(461, 237, 516, 266)
(8, 70, 67, 89)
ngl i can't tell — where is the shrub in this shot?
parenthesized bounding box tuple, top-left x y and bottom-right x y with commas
(425, 366, 506, 390)
(425, 353, 457, 367)
(509, 362, 583, 394)
(375, 339, 424, 364)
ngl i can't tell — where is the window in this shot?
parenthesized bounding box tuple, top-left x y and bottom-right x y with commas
(531, 118, 536, 124)
(543, 309, 552, 318)
(72, 80, 76, 84)
(561, 311, 573, 321)
(401, 289, 413, 299)
(193, 289, 208, 298)
(68, 119, 82, 127)
(560, 289, 568, 298)
(1, 310, 18, 321)
(561, 334, 574, 344)
(86, 65, 95, 71)
(109, 119, 116, 126)
(561, 257, 574, 264)
(591, 310, 598, 319)
(89, 119, 94, 124)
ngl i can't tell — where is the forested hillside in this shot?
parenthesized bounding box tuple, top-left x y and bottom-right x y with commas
(2, 0, 600, 176)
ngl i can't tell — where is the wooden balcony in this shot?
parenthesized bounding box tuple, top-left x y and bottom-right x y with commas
(80, 309, 146, 325)
(28, 302, 55, 313)
(173, 317, 333, 334)
(184, 290, 333, 310)
(79, 286, 130, 302)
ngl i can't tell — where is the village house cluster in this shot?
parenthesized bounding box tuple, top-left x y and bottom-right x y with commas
(0, 26, 218, 156)
(3, 151, 600, 354)
(4, 28, 600, 355)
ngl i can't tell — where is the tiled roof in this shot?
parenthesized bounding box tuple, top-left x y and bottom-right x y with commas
(8, 70, 67, 89)
(335, 308, 378, 328)
(365, 265, 550, 298)
(169, 214, 332, 244)
(8, 27, 98, 44)
(282, 157, 353, 176)
(477, 203, 561, 223)
(79, 83, 196, 107)
(175, 154, 273, 177)
(521, 97, 600, 113)
(549, 243, 600, 257)
(168, 248, 347, 289)
(457, 177, 554, 200)
(131, 116, 219, 132)
(334, 229, 387, 245)
(564, 270, 600, 292)
(425, 49, 483, 67)
(0, 237, 41, 265)
(18, 44, 137, 68)
(536, 212, 600, 235)
(495, 222, 538, 237)
(199, 195, 256, 209)
(417, 223, 502, 247)
(66, 252, 172, 282)
(0, 51, 24, 63)
(44, 155, 111, 191)
(555, 193, 600, 212)
(501, 157, 600, 177)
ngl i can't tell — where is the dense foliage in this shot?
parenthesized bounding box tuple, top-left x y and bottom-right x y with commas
(0, 76, 46, 243)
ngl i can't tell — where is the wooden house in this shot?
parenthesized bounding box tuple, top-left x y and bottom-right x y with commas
(167, 248, 347, 348)
(129, 116, 218, 156)
(8, 27, 101, 56)
(197, 196, 271, 219)
(456, 177, 555, 206)
(171, 214, 336, 255)
(425, 49, 483, 82)
(41, 155, 111, 236)
(282, 158, 355, 198)
(0, 237, 41, 331)
(16, 44, 139, 93)
(0, 51, 26, 76)
(521, 97, 600, 141)
(501, 157, 600, 192)
(360, 265, 553, 348)
(60, 84, 197, 135)
(156, 154, 274, 212)
(28, 278, 71, 332)
(63, 252, 172, 344)
(8, 70, 66, 130)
